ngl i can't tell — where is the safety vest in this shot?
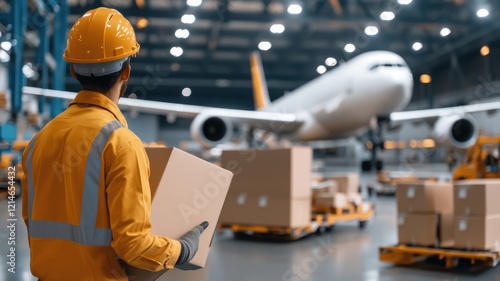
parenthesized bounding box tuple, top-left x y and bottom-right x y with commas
(25, 120, 123, 246)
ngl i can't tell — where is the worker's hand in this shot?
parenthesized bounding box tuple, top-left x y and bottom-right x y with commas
(175, 221, 209, 265)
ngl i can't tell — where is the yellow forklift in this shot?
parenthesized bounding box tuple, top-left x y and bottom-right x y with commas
(453, 135, 500, 180)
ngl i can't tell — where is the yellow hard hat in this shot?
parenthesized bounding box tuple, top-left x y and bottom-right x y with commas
(64, 7, 140, 65)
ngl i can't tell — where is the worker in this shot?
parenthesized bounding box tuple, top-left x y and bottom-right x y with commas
(21, 7, 207, 280)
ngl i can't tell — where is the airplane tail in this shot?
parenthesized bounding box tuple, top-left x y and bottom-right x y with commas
(250, 51, 271, 110)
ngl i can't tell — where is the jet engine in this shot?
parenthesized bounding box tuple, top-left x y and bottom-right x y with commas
(431, 114, 478, 149)
(190, 112, 233, 148)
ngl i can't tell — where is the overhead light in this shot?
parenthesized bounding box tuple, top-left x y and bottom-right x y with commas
(182, 87, 192, 97)
(316, 65, 327, 74)
(1, 41, 12, 51)
(175, 29, 190, 39)
(181, 14, 196, 24)
(0, 50, 10, 63)
(258, 41, 272, 51)
(420, 74, 432, 84)
(287, 4, 302, 14)
(187, 0, 202, 7)
(364, 26, 379, 36)
(477, 8, 489, 18)
(22, 63, 35, 78)
(325, 57, 337, 66)
(412, 42, 423, 51)
(481, 45, 490, 56)
(270, 24, 285, 34)
(440, 27, 451, 37)
(380, 11, 395, 21)
(344, 43, 356, 53)
(136, 17, 148, 29)
(397, 0, 412, 4)
(170, 47, 184, 57)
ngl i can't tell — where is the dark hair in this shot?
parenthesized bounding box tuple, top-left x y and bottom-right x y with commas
(74, 59, 130, 93)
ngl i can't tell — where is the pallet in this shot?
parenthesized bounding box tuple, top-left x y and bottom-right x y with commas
(379, 245, 500, 268)
(219, 202, 373, 240)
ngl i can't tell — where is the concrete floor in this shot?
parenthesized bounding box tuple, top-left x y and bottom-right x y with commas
(1, 166, 500, 280)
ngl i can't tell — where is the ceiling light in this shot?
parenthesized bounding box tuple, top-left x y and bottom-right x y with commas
(270, 24, 285, 34)
(420, 74, 432, 84)
(325, 57, 337, 66)
(344, 43, 356, 53)
(412, 42, 423, 51)
(440, 27, 451, 37)
(316, 65, 327, 74)
(22, 63, 35, 78)
(182, 87, 192, 97)
(380, 11, 395, 21)
(1, 41, 12, 51)
(258, 41, 272, 51)
(136, 17, 148, 29)
(477, 8, 489, 18)
(175, 29, 190, 39)
(170, 47, 184, 57)
(364, 26, 379, 36)
(187, 0, 202, 7)
(481, 45, 490, 56)
(287, 4, 302, 14)
(181, 14, 196, 24)
(0, 50, 10, 63)
(397, 0, 412, 4)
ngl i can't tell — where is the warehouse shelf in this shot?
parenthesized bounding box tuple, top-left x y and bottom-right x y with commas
(379, 244, 500, 269)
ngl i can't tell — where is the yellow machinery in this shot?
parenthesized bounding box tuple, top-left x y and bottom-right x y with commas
(453, 135, 500, 180)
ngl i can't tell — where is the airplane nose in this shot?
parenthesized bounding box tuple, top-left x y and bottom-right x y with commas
(376, 71, 413, 114)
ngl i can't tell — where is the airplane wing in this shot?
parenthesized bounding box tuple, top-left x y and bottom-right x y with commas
(23, 86, 303, 132)
(389, 101, 500, 122)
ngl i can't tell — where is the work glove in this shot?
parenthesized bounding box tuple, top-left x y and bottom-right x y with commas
(175, 221, 209, 265)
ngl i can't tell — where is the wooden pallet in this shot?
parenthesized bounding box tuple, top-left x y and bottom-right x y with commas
(218, 202, 374, 240)
(380, 245, 500, 268)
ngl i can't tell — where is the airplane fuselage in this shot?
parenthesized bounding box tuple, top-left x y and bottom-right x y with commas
(265, 51, 413, 141)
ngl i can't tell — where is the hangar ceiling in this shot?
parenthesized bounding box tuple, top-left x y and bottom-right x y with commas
(58, 1, 500, 109)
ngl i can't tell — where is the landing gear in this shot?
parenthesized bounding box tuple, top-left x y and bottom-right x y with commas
(361, 117, 388, 172)
(361, 160, 383, 172)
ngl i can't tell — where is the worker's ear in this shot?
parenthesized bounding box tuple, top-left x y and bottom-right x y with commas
(121, 64, 131, 82)
(70, 64, 77, 78)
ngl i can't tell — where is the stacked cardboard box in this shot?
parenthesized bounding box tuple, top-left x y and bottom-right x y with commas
(396, 182, 454, 247)
(219, 147, 312, 228)
(313, 173, 361, 209)
(453, 179, 500, 250)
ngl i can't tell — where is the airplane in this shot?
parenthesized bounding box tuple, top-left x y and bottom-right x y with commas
(23, 50, 500, 171)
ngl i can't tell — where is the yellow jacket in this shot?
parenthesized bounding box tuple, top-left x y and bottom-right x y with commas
(22, 91, 181, 280)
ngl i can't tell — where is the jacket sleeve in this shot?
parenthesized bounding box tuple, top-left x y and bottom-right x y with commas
(105, 138, 181, 271)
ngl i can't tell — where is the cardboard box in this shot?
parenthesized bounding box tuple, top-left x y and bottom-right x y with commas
(440, 213, 455, 248)
(327, 173, 359, 194)
(396, 182, 453, 213)
(347, 192, 363, 206)
(219, 195, 311, 227)
(220, 147, 312, 199)
(398, 213, 439, 247)
(454, 179, 500, 216)
(454, 215, 500, 250)
(312, 180, 337, 197)
(123, 261, 209, 281)
(122, 147, 233, 280)
(315, 193, 348, 209)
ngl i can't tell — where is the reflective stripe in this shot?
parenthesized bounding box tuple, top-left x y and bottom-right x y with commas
(26, 120, 123, 246)
(26, 135, 37, 229)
